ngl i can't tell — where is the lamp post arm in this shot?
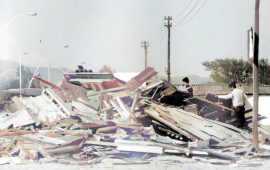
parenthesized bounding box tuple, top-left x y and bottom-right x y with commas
(0, 11, 37, 36)
(0, 13, 26, 36)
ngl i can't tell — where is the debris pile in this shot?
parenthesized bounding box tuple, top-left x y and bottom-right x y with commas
(0, 67, 270, 167)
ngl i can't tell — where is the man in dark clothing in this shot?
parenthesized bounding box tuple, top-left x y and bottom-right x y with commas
(182, 77, 193, 97)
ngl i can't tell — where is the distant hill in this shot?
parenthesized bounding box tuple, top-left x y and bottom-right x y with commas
(1, 60, 211, 88)
(0, 59, 18, 73)
(157, 74, 211, 85)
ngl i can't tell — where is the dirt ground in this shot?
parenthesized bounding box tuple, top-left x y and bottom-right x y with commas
(1, 156, 270, 170)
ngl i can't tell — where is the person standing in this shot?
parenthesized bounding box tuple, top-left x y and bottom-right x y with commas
(182, 77, 193, 97)
(218, 80, 246, 129)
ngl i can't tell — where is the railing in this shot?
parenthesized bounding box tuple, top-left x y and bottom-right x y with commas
(174, 83, 270, 97)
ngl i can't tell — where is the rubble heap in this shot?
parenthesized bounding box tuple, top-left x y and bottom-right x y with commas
(0, 67, 269, 167)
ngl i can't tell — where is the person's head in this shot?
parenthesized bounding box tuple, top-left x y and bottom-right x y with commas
(228, 80, 237, 89)
(182, 77, 189, 85)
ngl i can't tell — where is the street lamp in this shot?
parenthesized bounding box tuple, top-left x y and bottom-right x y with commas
(27, 12, 38, 16)
(0, 11, 37, 97)
(0, 11, 38, 36)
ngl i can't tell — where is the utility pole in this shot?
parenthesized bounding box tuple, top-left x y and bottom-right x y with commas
(141, 41, 149, 69)
(253, 0, 260, 152)
(164, 16, 172, 83)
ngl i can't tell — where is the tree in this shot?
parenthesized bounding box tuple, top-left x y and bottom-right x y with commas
(259, 58, 270, 85)
(6, 66, 33, 89)
(202, 58, 270, 85)
(99, 65, 115, 75)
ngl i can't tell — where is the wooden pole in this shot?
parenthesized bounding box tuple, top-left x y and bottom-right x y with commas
(252, 0, 260, 152)
(164, 16, 172, 83)
(141, 41, 149, 69)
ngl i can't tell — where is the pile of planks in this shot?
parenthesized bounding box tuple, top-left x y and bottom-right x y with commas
(144, 101, 251, 142)
(0, 67, 269, 167)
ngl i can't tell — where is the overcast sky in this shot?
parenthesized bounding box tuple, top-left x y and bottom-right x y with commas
(0, 0, 269, 77)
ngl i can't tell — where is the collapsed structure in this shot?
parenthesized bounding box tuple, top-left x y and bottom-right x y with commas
(0, 67, 270, 166)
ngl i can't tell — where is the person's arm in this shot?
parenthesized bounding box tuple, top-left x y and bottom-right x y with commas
(186, 87, 193, 97)
(218, 93, 232, 100)
(243, 94, 247, 106)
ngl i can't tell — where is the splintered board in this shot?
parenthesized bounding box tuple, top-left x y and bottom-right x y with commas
(189, 97, 233, 123)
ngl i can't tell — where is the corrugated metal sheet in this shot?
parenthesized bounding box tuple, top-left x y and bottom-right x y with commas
(81, 79, 123, 91)
(82, 82, 103, 91)
(60, 80, 88, 102)
(126, 67, 157, 91)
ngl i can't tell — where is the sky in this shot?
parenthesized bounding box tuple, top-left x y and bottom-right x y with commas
(0, 0, 269, 78)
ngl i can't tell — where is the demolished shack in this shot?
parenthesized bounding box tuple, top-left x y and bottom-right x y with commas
(0, 67, 269, 167)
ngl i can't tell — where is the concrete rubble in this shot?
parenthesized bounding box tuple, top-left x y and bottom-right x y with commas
(0, 67, 270, 168)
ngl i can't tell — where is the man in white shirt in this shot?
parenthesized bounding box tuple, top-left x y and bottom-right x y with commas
(218, 80, 246, 129)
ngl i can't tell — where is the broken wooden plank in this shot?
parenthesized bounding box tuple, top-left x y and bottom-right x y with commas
(146, 101, 249, 141)
(144, 108, 198, 141)
(131, 91, 139, 113)
(46, 145, 81, 155)
(206, 149, 239, 160)
(151, 105, 213, 140)
(96, 126, 117, 134)
(11, 96, 25, 110)
(117, 145, 163, 154)
(0, 129, 35, 137)
(0, 109, 35, 129)
(193, 97, 234, 112)
(22, 134, 66, 145)
(44, 89, 74, 117)
(87, 86, 127, 97)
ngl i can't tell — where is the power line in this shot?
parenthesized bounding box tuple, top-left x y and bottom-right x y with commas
(174, 0, 201, 28)
(148, 0, 204, 71)
(149, 1, 194, 52)
(150, 2, 190, 50)
(175, 0, 195, 18)
(174, 0, 201, 27)
(181, 0, 208, 25)
(148, 1, 196, 63)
